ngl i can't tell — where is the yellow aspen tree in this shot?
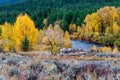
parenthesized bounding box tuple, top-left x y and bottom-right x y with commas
(112, 22, 120, 37)
(13, 14, 38, 51)
(63, 31, 71, 48)
(1, 22, 15, 51)
(97, 6, 118, 30)
(77, 26, 81, 33)
(1, 22, 13, 40)
(44, 24, 64, 53)
(69, 23, 76, 31)
(84, 13, 101, 33)
(64, 31, 70, 39)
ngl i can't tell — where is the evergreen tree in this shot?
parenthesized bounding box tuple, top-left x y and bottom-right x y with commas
(22, 36, 29, 51)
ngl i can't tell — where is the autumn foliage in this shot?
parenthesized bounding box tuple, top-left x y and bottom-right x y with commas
(34, 21, 71, 54)
(13, 14, 39, 51)
(70, 6, 120, 49)
(0, 14, 71, 53)
(1, 6, 120, 53)
(1, 22, 14, 51)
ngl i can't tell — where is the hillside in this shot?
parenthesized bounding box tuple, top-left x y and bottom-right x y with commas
(0, 0, 120, 30)
(0, 0, 21, 5)
(0, 1, 120, 80)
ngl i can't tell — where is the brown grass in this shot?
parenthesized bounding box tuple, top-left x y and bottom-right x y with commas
(16, 52, 120, 61)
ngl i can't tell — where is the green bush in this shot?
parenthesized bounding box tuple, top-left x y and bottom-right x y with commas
(114, 40, 120, 47)
(102, 34, 115, 46)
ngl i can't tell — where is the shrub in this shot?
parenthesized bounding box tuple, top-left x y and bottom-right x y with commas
(8, 67, 20, 77)
(100, 46, 112, 53)
(114, 40, 120, 47)
(52, 46, 60, 54)
(102, 34, 115, 46)
(91, 45, 98, 52)
(112, 47, 119, 53)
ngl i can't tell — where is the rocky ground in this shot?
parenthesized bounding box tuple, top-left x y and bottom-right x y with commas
(0, 51, 120, 80)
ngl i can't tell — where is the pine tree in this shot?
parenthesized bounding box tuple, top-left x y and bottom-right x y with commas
(22, 36, 29, 51)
